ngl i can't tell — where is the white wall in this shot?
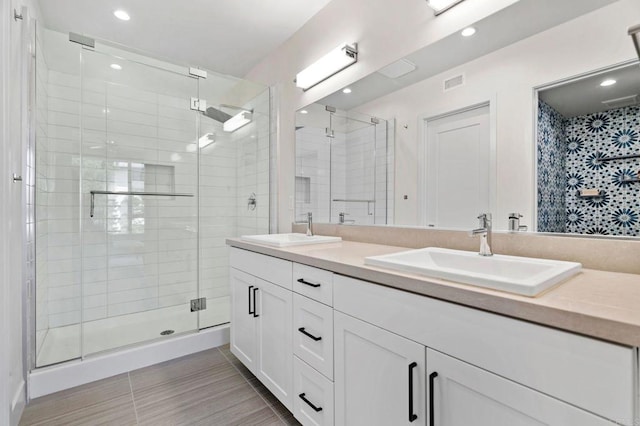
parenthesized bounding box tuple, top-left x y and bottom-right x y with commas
(355, 0, 638, 227)
(245, 0, 520, 232)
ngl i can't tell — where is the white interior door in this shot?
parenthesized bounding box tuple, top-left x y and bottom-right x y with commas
(425, 105, 490, 229)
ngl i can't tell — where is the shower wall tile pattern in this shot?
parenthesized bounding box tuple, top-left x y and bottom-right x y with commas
(537, 101, 640, 236)
(564, 106, 640, 236)
(537, 101, 567, 232)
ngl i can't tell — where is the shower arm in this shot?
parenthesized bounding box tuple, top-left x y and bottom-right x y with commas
(89, 190, 194, 218)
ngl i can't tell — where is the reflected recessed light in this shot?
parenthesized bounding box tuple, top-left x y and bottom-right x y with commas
(110, 63, 122, 70)
(300, 110, 308, 114)
(113, 10, 130, 21)
(461, 27, 476, 37)
(343, 88, 352, 94)
(600, 79, 616, 87)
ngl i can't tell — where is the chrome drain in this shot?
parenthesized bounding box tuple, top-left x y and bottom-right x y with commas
(160, 330, 175, 336)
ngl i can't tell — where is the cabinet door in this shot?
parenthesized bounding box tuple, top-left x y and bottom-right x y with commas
(427, 349, 616, 426)
(334, 311, 425, 426)
(230, 268, 257, 373)
(256, 278, 294, 410)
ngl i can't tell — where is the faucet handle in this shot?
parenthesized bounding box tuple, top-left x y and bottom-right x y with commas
(477, 212, 491, 227)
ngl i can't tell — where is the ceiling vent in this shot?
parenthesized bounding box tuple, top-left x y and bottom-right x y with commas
(377, 59, 417, 79)
(602, 94, 638, 109)
(443, 73, 465, 92)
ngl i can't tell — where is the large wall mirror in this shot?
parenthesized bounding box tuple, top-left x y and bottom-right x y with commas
(295, 0, 639, 237)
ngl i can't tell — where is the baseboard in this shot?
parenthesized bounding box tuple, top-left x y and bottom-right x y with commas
(10, 380, 25, 426)
(29, 325, 229, 399)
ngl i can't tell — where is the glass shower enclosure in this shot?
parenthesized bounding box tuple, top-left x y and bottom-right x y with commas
(295, 103, 394, 225)
(34, 29, 270, 367)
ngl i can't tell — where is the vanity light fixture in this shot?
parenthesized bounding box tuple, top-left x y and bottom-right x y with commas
(223, 111, 253, 132)
(425, 0, 466, 15)
(629, 24, 640, 60)
(295, 43, 358, 91)
(342, 88, 352, 94)
(113, 10, 130, 21)
(461, 27, 476, 37)
(600, 79, 617, 87)
(110, 63, 122, 70)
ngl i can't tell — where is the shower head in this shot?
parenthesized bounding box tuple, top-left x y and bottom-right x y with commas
(202, 106, 233, 123)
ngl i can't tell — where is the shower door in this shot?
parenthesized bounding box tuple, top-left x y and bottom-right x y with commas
(80, 49, 200, 356)
(330, 113, 390, 225)
(197, 76, 271, 330)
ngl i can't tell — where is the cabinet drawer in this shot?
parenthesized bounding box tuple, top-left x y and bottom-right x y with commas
(293, 263, 333, 306)
(294, 356, 334, 426)
(294, 294, 334, 380)
(334, 274, 636, 424)
(230, 248, 292, 289)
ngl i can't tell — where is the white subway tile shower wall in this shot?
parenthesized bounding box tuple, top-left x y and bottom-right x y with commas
(35, 30, 270, 365)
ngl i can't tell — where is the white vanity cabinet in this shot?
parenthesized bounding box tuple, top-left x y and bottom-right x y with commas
(427, 349, 616, 426)
(334, 274, 635, 426)
(230, 248, 294, 410)
(334, 311, 426, 426)
(229, 246, 637, 426)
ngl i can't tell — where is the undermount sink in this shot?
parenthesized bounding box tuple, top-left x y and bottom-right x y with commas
(240, 233, 342, 247)
(364, 247, 581, 296)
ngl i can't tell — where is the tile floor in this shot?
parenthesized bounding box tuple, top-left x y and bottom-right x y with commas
(21, 345, 301, 426)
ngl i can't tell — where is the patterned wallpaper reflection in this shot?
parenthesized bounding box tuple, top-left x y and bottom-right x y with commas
(538, 102, 640, 236)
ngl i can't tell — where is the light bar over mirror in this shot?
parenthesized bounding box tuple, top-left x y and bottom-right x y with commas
(629, 24, 640, 60)
(425, 0, 466, 15)
(296, 43, 358, 91)
(223, 111, 253, 132)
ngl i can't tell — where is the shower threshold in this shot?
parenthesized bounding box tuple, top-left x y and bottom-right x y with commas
(36, 298, 229, 367)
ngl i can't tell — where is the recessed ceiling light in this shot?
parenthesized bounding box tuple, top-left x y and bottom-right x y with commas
(299, 110, 308, 114)
(600, 79, 616, 87)
(113, 10, 130, 21)
(110, 63, 122, 70)
(461, 27, 476, 37)
(343, 88, 352, 94)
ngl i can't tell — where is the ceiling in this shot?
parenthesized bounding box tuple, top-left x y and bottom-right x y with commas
(539, 63, 640, 117)
(37, 0, 333, 77)
(319, 0, 619, 111)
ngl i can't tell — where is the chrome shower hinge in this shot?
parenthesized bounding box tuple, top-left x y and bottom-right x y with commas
(190, 297, 207, 312)
(189, 68, 207, 79)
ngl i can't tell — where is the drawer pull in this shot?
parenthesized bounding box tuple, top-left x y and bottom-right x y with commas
(298, 327, 322, 341)
(252, 287, 259, 317)
(297, 278, 321, 288)
(299, 393, 323, 412)
(409, 362, 418, 422)
(429, 371, 438, 426)
(248, 285, 254, 315)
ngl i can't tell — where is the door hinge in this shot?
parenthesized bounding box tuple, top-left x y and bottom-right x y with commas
(190, 297, 207, 312)
(190, 97, 207, 112)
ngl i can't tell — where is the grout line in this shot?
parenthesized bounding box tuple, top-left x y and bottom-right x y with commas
(217, 347, 290, 425)
(127, 372, 140, 425)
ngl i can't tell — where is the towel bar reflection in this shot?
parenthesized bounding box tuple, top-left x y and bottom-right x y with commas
(89, 190, 194, 218)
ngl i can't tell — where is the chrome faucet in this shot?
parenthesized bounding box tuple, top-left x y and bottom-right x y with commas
(306, 212, 313, 236)
(469, 213, 493, 256)
(338, 212, 355, 224)
(508, 213, 527, 232)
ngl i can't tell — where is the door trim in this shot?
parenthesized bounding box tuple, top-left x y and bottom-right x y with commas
(417, 98, 497, 228)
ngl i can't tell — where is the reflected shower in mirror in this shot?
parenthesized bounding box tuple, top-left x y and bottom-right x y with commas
(295, 103, 394, 225)
(537, 63, 640, 236)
